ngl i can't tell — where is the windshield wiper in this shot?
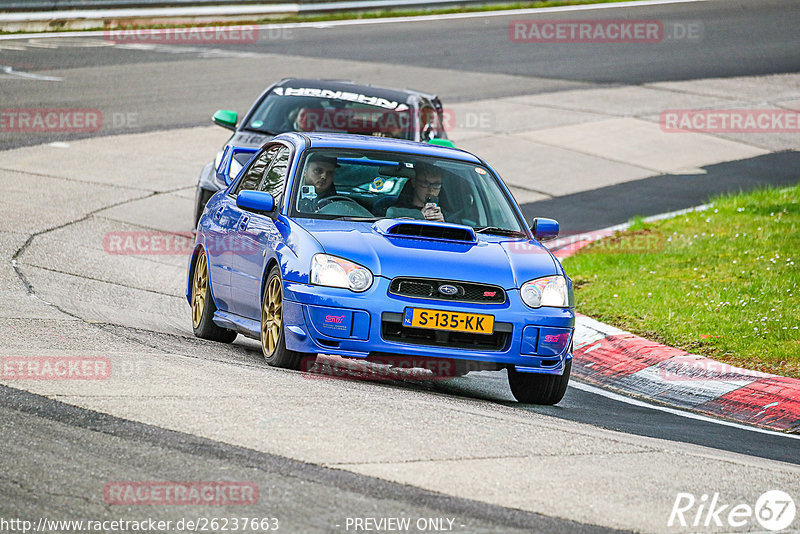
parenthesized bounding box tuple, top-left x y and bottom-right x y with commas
(474, 226, 527, 237)
(242, 127, 280, 135)
(333, 216, 381, 222)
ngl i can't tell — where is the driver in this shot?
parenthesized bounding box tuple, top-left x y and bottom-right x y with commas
(302, 153, 339, 200)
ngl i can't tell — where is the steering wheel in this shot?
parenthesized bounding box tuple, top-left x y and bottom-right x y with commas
(316, 195, 362, 209)
(443, 197, 475, 223)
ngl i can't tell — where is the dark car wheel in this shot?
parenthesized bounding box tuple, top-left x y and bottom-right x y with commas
(261, 266, 306, 370)
(191, 250, 238, 343)
(194, 187, 215, 228)
(507, 359, 571, 405)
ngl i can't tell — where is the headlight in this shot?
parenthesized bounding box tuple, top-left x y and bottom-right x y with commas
(520, 276, 571, 308)
(310, 254, 373, 292)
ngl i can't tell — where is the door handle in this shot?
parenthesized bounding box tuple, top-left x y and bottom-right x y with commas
(214, 207, 223, 220)
(238, 216, 250, 231)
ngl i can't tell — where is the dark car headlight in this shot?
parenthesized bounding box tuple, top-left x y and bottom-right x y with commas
(520, 276, 571, 308)
(311, 254, 373, 292)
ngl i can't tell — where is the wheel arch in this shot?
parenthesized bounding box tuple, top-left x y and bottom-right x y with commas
(261, 256, 281, 303)
(187, 245, 219, 307)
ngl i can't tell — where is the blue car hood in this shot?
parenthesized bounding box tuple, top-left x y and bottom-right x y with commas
(295, 219, 558, 289)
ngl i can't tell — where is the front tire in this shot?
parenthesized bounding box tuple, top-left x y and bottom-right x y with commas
(194, 187, 215, 228)
(191, 250, 237, 343)
(507, 360, 571, 405)
(261, 266, 304, 370)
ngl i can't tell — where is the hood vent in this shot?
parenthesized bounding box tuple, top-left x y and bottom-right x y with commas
(374, 219, 477, 243)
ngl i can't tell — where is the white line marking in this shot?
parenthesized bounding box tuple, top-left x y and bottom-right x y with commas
(582, 342, 601, 354)
(1, 65, 62, 81)
(0, 0, 710, 40)
(570, 380, 800, 440)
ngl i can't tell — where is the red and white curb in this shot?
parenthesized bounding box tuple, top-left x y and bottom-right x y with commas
(572, 315, 800, 433)
(549, 211, 800, 434)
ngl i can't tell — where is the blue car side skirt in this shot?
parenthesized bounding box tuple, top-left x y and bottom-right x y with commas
(213, 311, 260, 339)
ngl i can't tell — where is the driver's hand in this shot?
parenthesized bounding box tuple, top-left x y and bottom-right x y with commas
(422, 204, 444, 222)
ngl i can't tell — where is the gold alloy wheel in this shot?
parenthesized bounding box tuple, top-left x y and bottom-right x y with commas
(262, 275, 282, 356)
(191, 252, 208, 329)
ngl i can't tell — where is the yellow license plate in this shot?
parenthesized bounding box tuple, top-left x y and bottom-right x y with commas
(403, 308, 494, 334)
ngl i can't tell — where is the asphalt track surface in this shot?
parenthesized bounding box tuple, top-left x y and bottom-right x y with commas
(0, 386, 620, 534)
(1, 0, 799, 531)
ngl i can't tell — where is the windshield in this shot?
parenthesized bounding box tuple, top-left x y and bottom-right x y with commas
(244, 88, 414, 140)
(290, 149, 527, 234)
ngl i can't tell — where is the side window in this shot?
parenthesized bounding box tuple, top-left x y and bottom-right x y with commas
(258, 146, 290, 198)
(233, 146, 280, 195)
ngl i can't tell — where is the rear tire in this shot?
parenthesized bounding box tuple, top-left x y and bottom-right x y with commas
(191, 250, 238, 343)
(261, 266, 304, 370)
(507, 360, 571, 405)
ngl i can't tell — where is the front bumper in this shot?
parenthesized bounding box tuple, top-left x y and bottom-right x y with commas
(197, 161, 224, 193)
(282, 277, 574, 375)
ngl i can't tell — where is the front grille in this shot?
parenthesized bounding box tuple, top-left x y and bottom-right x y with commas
(389, 277, 506, 304)
(381, 312, 511, 351)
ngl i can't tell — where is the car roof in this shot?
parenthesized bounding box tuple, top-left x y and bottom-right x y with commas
(273, 78, 437, 105)
(280, 132, 482, 164)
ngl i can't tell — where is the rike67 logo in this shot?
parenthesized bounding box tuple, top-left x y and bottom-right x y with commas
(669, 490, 796, 531)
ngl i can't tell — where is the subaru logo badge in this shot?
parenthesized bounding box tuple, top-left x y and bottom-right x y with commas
(438, 284, 458, 296)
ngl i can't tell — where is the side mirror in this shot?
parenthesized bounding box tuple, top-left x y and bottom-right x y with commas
(531, 217, 559, 241)
(212, 109, 238, 131)
(428, 138, 456, 148)
(236, 190, 274, 213)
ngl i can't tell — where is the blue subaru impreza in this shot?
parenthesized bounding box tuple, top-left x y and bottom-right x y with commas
(188, 133, 574, 404)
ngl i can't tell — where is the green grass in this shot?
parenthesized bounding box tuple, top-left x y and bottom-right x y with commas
(563, 184, 800, 379)
(0, 0, 634, 34)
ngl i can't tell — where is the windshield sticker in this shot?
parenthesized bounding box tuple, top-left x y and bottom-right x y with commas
(273, 87, 409, 111)
(250, 120, 263, 128)
(475, 167, 487, 175)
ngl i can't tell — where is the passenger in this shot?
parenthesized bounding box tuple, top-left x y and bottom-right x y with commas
(386, 162, 445, 222)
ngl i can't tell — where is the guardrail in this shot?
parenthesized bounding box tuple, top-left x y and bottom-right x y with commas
(0, 0, 504, 31)
(0, 0, 443, 11)
(2, 1, 274, 10)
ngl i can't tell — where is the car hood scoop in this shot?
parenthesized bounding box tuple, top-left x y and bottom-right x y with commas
(372, 219, 477, 243)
